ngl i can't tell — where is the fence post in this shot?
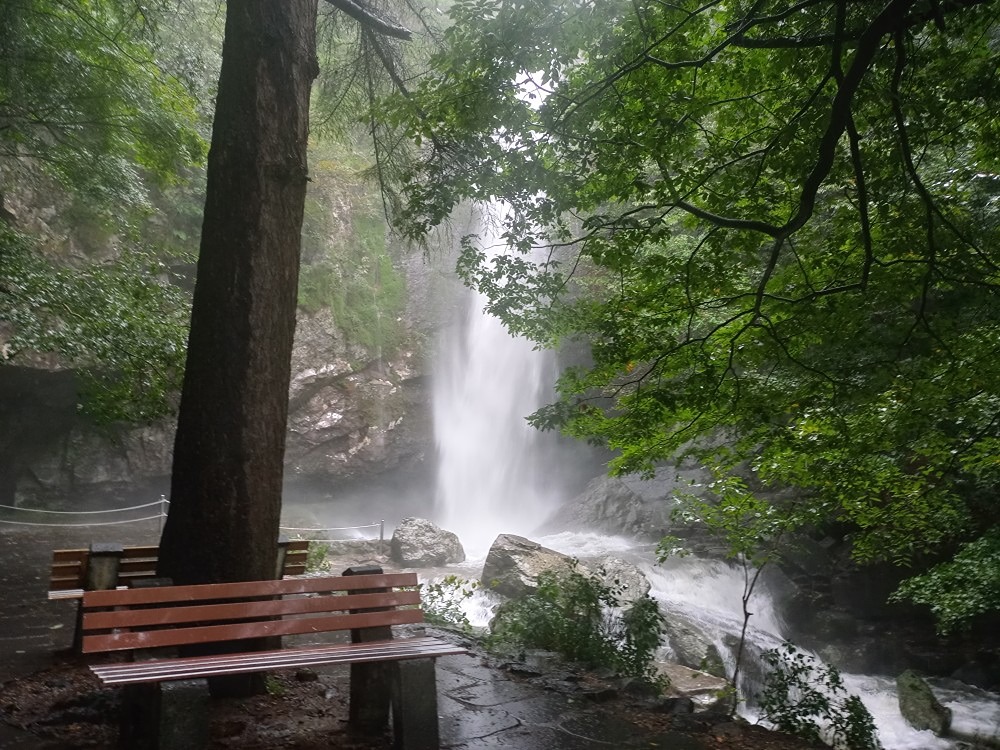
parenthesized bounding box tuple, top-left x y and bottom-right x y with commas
(158, 496, 168, 536)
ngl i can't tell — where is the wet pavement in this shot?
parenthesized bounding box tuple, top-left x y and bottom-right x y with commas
(0, 524, 157, 748)
(0, 523, 707, 749)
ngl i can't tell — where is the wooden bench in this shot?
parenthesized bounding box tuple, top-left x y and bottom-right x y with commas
(49, 538, 310, 600)
(81, 567, 467, 750)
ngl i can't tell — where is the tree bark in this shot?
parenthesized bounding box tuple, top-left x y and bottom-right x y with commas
(159, 0, 319, 586)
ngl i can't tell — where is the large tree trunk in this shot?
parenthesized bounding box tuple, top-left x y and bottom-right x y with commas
(159, 0, 318, 586)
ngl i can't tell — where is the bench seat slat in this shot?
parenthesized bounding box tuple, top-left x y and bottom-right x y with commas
(83, 607, 425, 653)
(83, 589, 422, 630)
(90, 636, 466, 685)
(49, 587, 127, 601)
(48, 589, 85, 601)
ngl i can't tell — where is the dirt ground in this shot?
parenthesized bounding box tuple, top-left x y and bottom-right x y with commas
(0, 650, 825, 750)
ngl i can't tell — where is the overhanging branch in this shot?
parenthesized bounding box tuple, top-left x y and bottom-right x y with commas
(322, 0, 412, 39)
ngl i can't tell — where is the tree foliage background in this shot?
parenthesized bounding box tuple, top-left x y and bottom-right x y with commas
(0, 0, 414, 423)
(0, 0, 213, 422)
(386, 0, 1000, 631)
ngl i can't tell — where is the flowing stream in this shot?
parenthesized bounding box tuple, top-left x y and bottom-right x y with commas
(430, 229, 1000, 749)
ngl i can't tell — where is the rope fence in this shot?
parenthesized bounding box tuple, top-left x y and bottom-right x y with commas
(0, 497, 169, 531)
(0, 500, 164, 515)
(0, 515, 164, 528)
(0, 499, 386, 542)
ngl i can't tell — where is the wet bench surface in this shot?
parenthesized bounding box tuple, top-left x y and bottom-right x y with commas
(81, 570, 467, 750)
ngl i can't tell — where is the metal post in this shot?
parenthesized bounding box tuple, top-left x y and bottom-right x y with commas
(158, 495, 168, 536)
(379, 520, 385, 543)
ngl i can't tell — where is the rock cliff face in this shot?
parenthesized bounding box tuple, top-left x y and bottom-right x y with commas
(1, 282, 438, 508)
(285, 307, 431, 481)
(0, 180, 455, 508)
(0, 143, 476, 510)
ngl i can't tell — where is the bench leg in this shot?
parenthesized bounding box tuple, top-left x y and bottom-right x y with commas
(118, 680, 209, 750)
(390, 659, 440, 750)
(349, 661, 392, 732)
(345, 564, 393, 734)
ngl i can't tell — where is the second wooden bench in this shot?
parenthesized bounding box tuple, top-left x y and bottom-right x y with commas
(48, 538, 310, 600)
(51, 538, 309, 652)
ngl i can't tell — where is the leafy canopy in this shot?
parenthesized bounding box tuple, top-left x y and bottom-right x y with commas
(386, 0, 1000, 630)
(0, 0, 213, 422)
(0, 0, 206, 214)
(0, 225, 190, 423)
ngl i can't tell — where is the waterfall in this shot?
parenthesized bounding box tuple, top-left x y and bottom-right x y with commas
(432, 264, 561, 557)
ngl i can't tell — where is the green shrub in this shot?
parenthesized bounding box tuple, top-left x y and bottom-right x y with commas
(891, 527, 1000, 634)
(759, 643, 882, 750)
(487, 565, 666, 689)
(304, 541, 331, 573)
(0, 226, 189, 423)
(421, 575, 479, 632)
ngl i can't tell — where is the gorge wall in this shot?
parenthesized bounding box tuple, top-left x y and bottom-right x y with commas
(0, 159, 463, 510)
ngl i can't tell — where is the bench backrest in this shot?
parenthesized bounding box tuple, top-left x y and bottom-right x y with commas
(80, 572, 422, 655)
(50, 539, 310, 595)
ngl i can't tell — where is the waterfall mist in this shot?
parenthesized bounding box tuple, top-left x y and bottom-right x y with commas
(431, 220, 593, 557)
(432, 282, 564, 557)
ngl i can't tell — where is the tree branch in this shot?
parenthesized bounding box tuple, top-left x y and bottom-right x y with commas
(321, 0, 411, 39)
(677, 200, 781, 236)
(781, 0, 917, 237)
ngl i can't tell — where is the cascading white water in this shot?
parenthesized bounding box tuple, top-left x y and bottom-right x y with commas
(430, 224, 1000, 750)
(432, 234, 563, 557)
(533, 534, 1000, 750)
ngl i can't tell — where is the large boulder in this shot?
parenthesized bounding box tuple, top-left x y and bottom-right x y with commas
(481, 534, 578, 598)
(390, 517, 465, 567)
(481, 537, 656, 605)
(897, 669, 952, 735)
(656, 662, 730, 709)
(661, 615, 728, 678)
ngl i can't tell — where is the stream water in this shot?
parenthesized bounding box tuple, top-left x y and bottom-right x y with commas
(429, 235, 1000, 749)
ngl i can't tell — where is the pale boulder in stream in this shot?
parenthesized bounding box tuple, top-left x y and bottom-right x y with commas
(389, 517, 465, 567)
(481, 534, 578, 598)
(897, 669, 952, 735)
